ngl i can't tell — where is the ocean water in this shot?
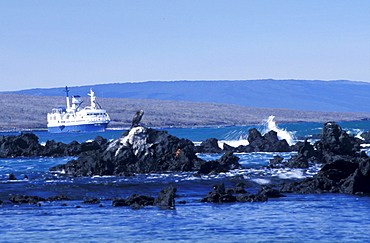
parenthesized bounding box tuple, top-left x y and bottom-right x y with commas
(1, 119, 370, 242)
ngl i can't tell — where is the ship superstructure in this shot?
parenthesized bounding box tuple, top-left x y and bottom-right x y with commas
(47, 87, 111, 132)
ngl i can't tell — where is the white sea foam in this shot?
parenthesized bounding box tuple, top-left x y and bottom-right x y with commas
(218, 139, 249, 149)
(251, 178, 271, 185)
(352, 129, 365, 140)
(277, 169, 305, 179)
(262, 115, 295, 145)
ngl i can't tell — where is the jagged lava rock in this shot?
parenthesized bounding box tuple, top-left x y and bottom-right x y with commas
(196, 138, 223, 153)
(285, 140, 319, 168)
(112, 185, 176, 209)
(154, 185, 177, 207)
(315, 121, 362, 159)
(229, 128, 291, 153)
(50, 126, 242, 176)
(200, 183, 285, 203)
(0, 133, 41, 157)
(0, 133, 107, 158)
(280, 122, 370, 195)
(198, 151, 242, 174)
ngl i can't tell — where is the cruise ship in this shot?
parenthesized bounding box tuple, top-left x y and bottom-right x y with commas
(47, 88, 111, 133)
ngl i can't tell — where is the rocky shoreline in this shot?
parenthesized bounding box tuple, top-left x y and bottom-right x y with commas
(1, 122, 370, 208)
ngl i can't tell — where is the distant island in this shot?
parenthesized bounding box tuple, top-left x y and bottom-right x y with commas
(1, 92, 370, 131)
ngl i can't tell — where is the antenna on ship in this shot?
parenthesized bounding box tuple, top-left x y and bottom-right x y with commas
(64, 86, 70, 97)
(65, 86, 70, 109)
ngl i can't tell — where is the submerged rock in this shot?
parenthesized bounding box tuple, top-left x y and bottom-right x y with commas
(7, 173, 17, 180)
(112, 194, 156, 209)
(51, 126, 242, 177)
(200, 183, 284, 203)
(9, 195, 46, 204)
(6, 194, 72, 205)
(112, 185, 176, 209)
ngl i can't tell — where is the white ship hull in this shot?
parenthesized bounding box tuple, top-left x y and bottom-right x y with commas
(48, 123, 109, 133)
(47, 88, 111, 133)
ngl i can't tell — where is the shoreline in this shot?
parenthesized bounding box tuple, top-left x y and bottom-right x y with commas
(1, 118, 369, 133)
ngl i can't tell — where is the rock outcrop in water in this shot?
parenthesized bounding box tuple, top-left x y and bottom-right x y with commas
(112, 185, 177, 209)
(196, 128, 291, 154)
(50, 127, 242, 176)
(200, 183, 286, 203)
(280, 121, 370, 195)
(0, 133, 108, 158)
(8, 194, 71, 205)
(195, 138, 223, 153)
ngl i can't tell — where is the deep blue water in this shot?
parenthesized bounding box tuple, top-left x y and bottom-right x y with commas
(1, 120, 370, 242)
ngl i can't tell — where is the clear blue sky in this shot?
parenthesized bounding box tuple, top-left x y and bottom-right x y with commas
(0, 0, 369, 91)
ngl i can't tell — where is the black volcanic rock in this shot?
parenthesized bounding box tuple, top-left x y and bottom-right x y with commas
(315, 121, 362, 159)
(9, 195, 46, 204)
(268, 155, 284, 167)
(8, 173, 17, 180)
(222, 143, 238, 152)
(229, 128, 291, 153)
(112, 186, 176, 209)
(198, 151, 241, 174)
(195, 129, 292, 154)
(46, 195, 71, 201)
(196, 138, 223, 153)
(200, 183, 281, 203)
(50, 127, 242, 177)
(285, 140, 319, 168)
(281, 122, 370, 195)
(0, 133, 41, 157)
(0, 133, 108, 158)
(112, 194, 155, 208)
(200, 183, 236, 203)
(154, 185, 177, 207)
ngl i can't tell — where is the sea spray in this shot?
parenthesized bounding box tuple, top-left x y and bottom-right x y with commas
(262, 116, 295, 145)
(218, 116, 296, 149)
(219, 129, 249, 149)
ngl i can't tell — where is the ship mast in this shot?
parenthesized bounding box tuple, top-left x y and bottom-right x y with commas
(65, 86, 70, 109)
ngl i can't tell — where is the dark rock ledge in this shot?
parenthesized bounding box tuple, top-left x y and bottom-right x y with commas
(196, 128, 292, 153)
(50, 126, 242, 176)
(0, 133, 108, 158)
(200, 182, 286, 203)
(276, 122, 370, 195)
(3, 185, 178, 209)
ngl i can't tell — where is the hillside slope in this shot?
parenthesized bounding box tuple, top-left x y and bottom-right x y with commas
(4, 80, 370, 113)
(1, 93, 370, 131)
